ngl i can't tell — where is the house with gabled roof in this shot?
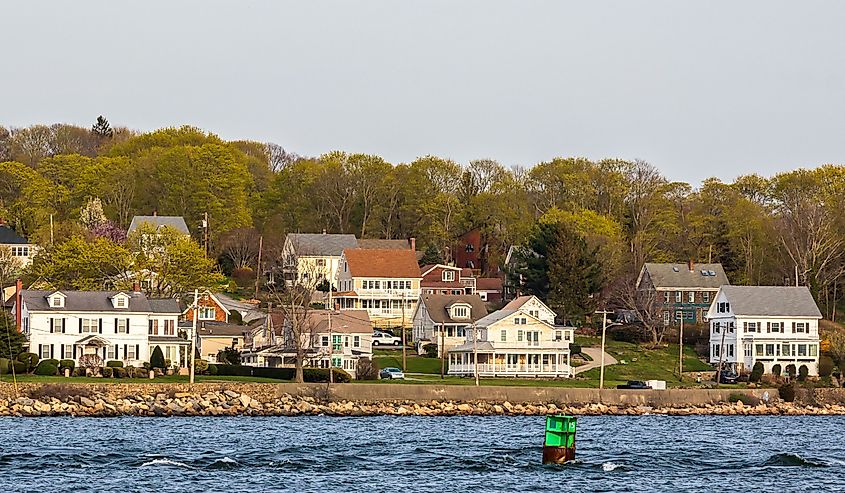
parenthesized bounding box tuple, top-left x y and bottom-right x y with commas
(181, 289, 231, 323)
(707, 285, 822, 377)
(637, 261, 730, 325)
(334, 248, 421, 328)
(128, 215, 190, 236)
(412, 293, 488, 357)
(0, 224, 37, 268)
(419, 264, 476, 296)
(448, 295, 573, 378)
(282, 232, 358, 289)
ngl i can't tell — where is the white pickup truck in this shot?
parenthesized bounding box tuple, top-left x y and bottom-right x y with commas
(372, 330, 402, 347)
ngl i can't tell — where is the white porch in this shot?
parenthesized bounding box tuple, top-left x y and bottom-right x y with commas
(448, 351, 572, 378)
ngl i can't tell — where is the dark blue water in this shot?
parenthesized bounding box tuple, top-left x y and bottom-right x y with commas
(1, 415, 842, 492)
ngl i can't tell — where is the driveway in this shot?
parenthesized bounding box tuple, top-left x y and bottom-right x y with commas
(574, 347, 618, 375)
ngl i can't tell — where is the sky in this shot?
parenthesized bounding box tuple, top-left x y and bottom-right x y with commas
(3, 1, 845, 184)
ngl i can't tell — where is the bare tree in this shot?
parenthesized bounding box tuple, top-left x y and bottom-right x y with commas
(624, 160, 668, 269)
(269, 263, 321, 382)
(220, 227, 261, 269)
(615, 273, 669, 345)
(265, 142, 301, 172)
(0, 246, 23, 282)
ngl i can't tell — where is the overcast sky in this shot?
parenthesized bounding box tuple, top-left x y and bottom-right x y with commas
(4, 1, 844, 184)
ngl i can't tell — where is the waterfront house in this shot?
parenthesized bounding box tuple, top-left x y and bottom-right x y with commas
(334, 248, 421, 328)
(706, 285, 822, 377)
(190, 320, 247, 363)
(13, 286, 189, 369)
(181, 289, 231, 323)
(412, 293, 488, 357)
(0, 224, 36, 269)
(637, 261, 729, 325)
(420, 264, 476, 295)
(447, 295, 574, 378)
(281, 232, 358, 290)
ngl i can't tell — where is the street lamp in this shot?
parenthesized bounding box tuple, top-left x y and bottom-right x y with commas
(472, 322, 479, 387)
(595, 309, 621, 390)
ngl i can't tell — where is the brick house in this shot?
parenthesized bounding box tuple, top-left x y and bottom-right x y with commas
(182, 290, 231, 323)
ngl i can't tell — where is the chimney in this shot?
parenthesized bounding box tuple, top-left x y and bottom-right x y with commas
(322, 228, 327, 234)
(410, 237, 416, 251)
(153, 210, 157, 217)
(688, 259, 694, 272)
(132, 282, 140, 293)
(15, 278, 22, 332)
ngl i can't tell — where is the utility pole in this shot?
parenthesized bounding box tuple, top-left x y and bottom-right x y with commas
(254, 235, 263, 298)
(715, 322, 727, 388)
(440, 322, 446, 379)
(678, 315, 684, 380)
(328, 310, 333, 385)
(202, 212, 209, 257)
(595, 309, 613, 390)
(49, 214, 54, 246)
(190, 289, 198, 385)
(401, 292, 407, 372)
(472, 322, 479, 386)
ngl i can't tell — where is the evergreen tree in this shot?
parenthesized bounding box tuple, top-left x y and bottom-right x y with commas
(150, 345, 166, 370)
(419, 244, 443, 265)
(0, 312, 26, 360)
(92, 116, 113, 138)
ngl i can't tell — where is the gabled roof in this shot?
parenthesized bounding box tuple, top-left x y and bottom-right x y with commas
(0, 225, 29, 245)
(181, 290, 231, 316)
(194, 321, 247, 337)
(342, 249, 421, 278)
(503, 295, 533, 310)
(128, 216, 190, 235)
(148, 298, 183, 314)
(476, 277, 503, 291)
(308, 309, 372, 334)
(718, 286, 822, 318)
(357, 239, 411, 250)
(418, 294, 487, 324)
(20, 290, 166, 313)
(420, 264, 462, 276)
(286, 233, 358, 257)
(641, 263, 729, 289)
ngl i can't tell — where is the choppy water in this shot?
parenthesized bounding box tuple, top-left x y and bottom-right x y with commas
(1, 415, 842, 492)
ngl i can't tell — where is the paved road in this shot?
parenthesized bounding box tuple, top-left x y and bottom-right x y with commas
(574, 347, 618, 375)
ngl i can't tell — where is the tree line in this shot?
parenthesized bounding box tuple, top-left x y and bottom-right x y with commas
(2, 120, 845, 319)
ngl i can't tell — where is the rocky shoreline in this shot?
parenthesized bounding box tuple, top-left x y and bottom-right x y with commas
(2, 389, 845, 417)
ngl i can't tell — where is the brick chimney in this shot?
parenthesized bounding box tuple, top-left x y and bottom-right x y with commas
(688, 259, 694, 272)
(410, 237, 416, 251)
(132, 282, 141, 293)
(15, 278, 22, 332)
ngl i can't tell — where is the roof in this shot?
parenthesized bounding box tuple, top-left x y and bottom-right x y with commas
(0, 225, 29, 245)
(642, 263, 729, 289)
(287, 233, 358, 257)
(128, 216, 190, 235)
(357, 239, 410, 250)
(503, 295, 533, 310)
(450, 341, 494, 352)
(719, 286, 822, 318)
(475, 309, 520, 327)
(418, 294, 488, 324)
(343, 249, 421, 278)
(20, 290, 182, 313)
(476, 277, 503, 291)
(308, 310, 372, 334)
(195, 322, 248, 337)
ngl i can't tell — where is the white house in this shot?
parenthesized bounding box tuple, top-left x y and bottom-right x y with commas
(448, 295, 574, 378)
(412, 293, 488, 357)
(14, 288, 189, 369)
(282, 232, 358, 289)
(706, 285, 822, 377)
(334, 248, 421, 328)
(0, 224, 36, 268)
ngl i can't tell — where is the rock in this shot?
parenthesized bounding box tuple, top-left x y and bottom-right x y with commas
(79, 397, 96, 408)
(224, 390, 240, 399)
(239, 395, 252, 408)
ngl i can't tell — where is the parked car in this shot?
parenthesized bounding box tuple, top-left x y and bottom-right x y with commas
(372, 330, 402, 347)
(717, 370, 738, 384)
(379, 367, 405, 380)
(616, 380, 651, 390)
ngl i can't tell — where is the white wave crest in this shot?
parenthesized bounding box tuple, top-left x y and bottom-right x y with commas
(602, 461, 619, 472)
(141, 458, 192, 468)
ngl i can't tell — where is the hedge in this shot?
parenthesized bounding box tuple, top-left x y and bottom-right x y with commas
(212, 365, 351, 382)
(34, 361, 58, 376)
(106, 360, 124, 368)
(59, 359, 75, 371)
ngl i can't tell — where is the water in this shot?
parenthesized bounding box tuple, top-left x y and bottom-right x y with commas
(1, 415, 843, 492)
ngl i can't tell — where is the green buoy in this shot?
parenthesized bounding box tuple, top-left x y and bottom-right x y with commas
(543, 414, 576, 464)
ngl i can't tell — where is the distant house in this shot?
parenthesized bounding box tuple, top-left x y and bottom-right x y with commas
(281, 233, 358, 289)
(128, 215, 190, 236)
(358, 238, 415, 250)
(412, 293, 488, 357)
(454, 229, 484, 272)
(476, 277, 503, 304)
(181, 290, 230, 323)
(189, 320, 247, 363)
(503, 245, 531, 301)
(637, 261, 729, 325)
(706, 286, 822, 377)
(420, 264, 476, 295)
(13, 287, 188, 369)
(241, 309, 373, 378)
(0, 224, 36, 268)
(448, 295, 573, 378)
(334, 248, 421, 328)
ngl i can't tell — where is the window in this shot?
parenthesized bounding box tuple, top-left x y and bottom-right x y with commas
(809, 345, 818, 357)
(321, 336, 329, 347)
(40, 345, 50, 359)
(232, 338, 239, 348)
(116, 319, 128, 334)
(127, 345, 137, 359)
(782, 344, 791, 357)
(663, 311, 670, 324)
(793, 322, 807, 333)
(713, 322, 720, 334)
(765, 344, 775, 357)
(675, 311, 683, 321)
(702, 292, 710, 303)
(199, 307, 216, 320)
(728, 322, 735, 333)
(353, 336, 360, 348)
(728, 344, 734, 357)
(717, 302, 730, 313)
(688, 292, 695, 303)
(500, 329, 507, 342)
(664, 292, 670, 304)
(149, 320, 159, 335)
(316, 259, 326, 267)
(107, 346, 115, 360)
(755, 344, 764, 356)
(452, 306, 469, 319)
(63, 345, 73, 359)
(442, 270, 455, 282)
(164, 320, 175, 336)
(344, 336, 349, 348)
(554, 330, 562, 341)
(675, 291, 682, 303)
(51, 296, 63, 308)
(744, 344, 752, 357)
(82, 319, 98, 334)
(115, 297, 127, 308)
(744, 322, 759, 333)
(514, 317, 527, 325)
(769, 322, 783, 333)
(797, 344, 807, 357)
(713, 344, 720, 357)
(12, 246, 30, 257)
(332, 357, 342, 368)
(332, 335, 342, 351)
(517, 330, 523, 342)
(51, 318, 63, 333)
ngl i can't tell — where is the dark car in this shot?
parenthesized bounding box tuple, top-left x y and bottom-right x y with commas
(616, 380, 651, 390)
(717, 370, 738, 384)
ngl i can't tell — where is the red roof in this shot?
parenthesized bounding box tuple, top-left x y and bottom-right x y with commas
(343, 249, 421, 278)
(476, 277, 503, 291)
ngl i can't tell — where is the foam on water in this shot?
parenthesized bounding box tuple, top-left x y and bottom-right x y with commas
(602, 462, 619, 472)
(140, 458, 193, 469)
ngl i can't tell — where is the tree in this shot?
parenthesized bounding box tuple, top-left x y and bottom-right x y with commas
(150, 346, 166, 370)
(217, 346, 241, 365)
(219, 227, 261, 270)
(26, 236, 133, 290)
(270, 263, 321, 383)
(92, 116, 114, 138)
(0, 311, 25, 360)
(79, 197, 107, 230)
(615, 272, 670, 346)
(419, 244, 443, 265)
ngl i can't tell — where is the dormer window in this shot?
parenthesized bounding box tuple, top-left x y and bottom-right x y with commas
(450, 304, 471, 320)
(442, 270, 455, 282)
(48, 292, 66, 308)
(111, 293, 130, 309)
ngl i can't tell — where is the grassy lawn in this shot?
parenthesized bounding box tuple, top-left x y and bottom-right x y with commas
(373, 353, 445, 374)
(577, 340, 713, 387)
(356, 374, 602, 388)
(0, 375, 290, 384)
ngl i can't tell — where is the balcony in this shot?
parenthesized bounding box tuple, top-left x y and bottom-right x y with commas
(449, 363, 572, 378)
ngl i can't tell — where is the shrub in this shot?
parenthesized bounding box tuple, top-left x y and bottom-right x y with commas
(608, 324, 651, 343)
(34, 361, 58, 376)
(101, 367, 113, 378)
(78, 354, 103, 369)
(772, 364, 782, 377)
(207, 364, 218, 375)
(569, 343, 582, 356)
(12, 361, 27, 374)
(17, 352, 39, 372)
(71, 367, 85, 377)
(28, 383, 93, 401)
(217, 347, 241, 365)
(304, 368, 352, 383)
(356, 357, 379, 380)
(779, 383, 796, 402)
(214, 364, 254, 377)
(819, 356, 834, 377)
(253, 367, 295, 379)
(728, 393, 760, 406)
(106, 360, 124, 368)
(195, 359, 209, 374)
(422, 343, 438, 358)
(150, 346, 166, 370)
(59, 359, 75, 372)
(798, 365, 809, 381)
(785, 364, 797, 378)
(232, 267, 256, 286)
(113, 367, 127, 378)
(750, 362, 764, 383)
(0, 357, 9, 374)
(134, 367, 150, 378)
